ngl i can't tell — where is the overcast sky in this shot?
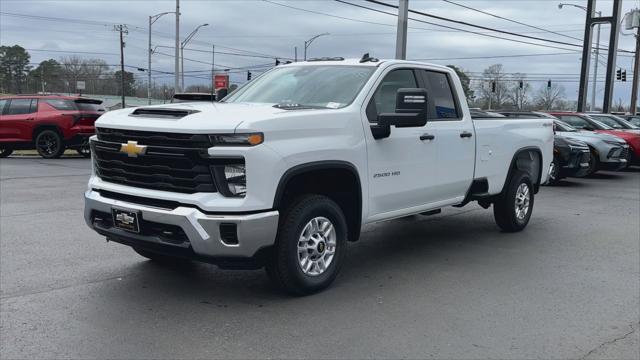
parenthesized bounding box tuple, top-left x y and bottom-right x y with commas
(0, 0, 637, 105)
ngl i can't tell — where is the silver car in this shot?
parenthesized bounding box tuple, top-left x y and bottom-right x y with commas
(554, 120, 629, 173)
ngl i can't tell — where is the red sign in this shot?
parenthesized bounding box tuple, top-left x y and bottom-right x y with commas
(214, 74, 229, 89)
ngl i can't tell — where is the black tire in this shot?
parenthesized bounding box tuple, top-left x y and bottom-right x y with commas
(76, 145, 91, 158)
(0, 147, 13, 158)
(35, 130, 65, 159)
(266, 194, 347, 296)
(133, 247, 192, 265)
(586, 148, 599, 175)
(547, 157, 561, 185)
(493, 170, 534, 232)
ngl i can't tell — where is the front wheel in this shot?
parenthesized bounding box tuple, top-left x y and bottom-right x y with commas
(586, 148, 599, 175)
(493, 170, 534, 232)
(266, 194, 347, 296)
(0, 147, 13, 158)
(35, 130, 65, 159)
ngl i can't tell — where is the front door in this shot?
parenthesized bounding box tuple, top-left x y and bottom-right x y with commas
(363, 68, 440, 220)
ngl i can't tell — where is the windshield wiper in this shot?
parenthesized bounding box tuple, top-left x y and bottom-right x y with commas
(273, 103, 328, 110)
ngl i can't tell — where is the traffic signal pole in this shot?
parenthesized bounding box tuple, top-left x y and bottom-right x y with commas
(631, 26, 640, 114)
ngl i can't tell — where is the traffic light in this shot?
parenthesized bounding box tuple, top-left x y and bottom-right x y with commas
(547, 80, 552, 88)
(491, 81, 496, 93)
(617, 68, 622, 80)
(621, 70, 627, 82)
(247, 71, 252, 81)
(519, 80, 523, 89)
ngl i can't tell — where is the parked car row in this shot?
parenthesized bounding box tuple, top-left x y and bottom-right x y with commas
(471, 110, 638, 185)
(0, 94, 105, 158)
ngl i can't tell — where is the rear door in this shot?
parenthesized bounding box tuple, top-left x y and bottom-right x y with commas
(417, 69, 475, 201)
(0, 98, 37, 141)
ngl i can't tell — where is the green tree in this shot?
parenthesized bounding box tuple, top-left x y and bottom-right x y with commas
(113, 70, 136, 96)
(446, 65, 473, 101)
(29, 59, 63, 93)
(0, 45, 31, 94)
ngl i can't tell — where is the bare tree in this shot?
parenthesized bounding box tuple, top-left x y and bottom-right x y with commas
(535, 83, 565, 110)
(506, 73, 531, 110)
(475, 64, 508, 110)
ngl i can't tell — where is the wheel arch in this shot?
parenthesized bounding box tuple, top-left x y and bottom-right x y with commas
(273, 160, 363, 242)
(502, 147, 544, 194)
(32, 124, 63, 141)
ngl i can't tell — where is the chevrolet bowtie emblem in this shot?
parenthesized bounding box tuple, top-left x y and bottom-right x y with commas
(120, 141, 147, 157)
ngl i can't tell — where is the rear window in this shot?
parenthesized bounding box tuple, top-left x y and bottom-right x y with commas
(422, 70, 459, 120)
(44, 99, 76, 111)
(75, 102, 105, 112)
(44, 99, 104, 112)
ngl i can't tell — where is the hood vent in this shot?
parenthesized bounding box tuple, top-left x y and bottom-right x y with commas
(130, 108, 199, 118)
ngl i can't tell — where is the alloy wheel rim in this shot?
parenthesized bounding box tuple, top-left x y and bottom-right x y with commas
(297, 216, 336, 276)
(37, 134, 59, 155)
(514, 183, 530, 221)
(549, 162, 557, 181)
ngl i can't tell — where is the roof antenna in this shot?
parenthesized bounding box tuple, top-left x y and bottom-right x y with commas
(359, 53, 378, 63)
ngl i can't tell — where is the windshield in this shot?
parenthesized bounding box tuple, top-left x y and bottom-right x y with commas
(588, 118, 614, 130)
(554, 120, 577, 132)
(589, 115, 626, 129)
(225, 65, 375, 109)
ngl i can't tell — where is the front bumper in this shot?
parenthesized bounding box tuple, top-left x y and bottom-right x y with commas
(559, 147, 591, 178)
(84, 189, 279, 265)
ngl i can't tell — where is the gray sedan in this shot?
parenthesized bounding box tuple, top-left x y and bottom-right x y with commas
(554, 120, 629, 174)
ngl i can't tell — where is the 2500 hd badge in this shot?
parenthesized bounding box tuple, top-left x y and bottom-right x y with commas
(373, 171, 401, 178)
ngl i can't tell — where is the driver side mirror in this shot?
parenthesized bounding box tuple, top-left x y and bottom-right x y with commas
(371, 88, 428, 139)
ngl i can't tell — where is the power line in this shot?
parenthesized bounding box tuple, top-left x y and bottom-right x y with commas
(410, 52, 579, 61)
(441, 0, 583, 42)
(356, 0, 634, 54)
(334, 0, 581, 52)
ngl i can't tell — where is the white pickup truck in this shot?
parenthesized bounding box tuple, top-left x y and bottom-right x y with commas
(85, 57, 553, 294)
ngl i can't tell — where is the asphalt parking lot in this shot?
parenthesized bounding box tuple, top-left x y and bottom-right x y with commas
(1, 157, 638, 360)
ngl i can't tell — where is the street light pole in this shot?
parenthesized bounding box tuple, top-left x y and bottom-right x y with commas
(559, 3, 601, 111)
(303, 33, 329, 60)
(180, 23, 209, 90)
(148, 11, 174, 105)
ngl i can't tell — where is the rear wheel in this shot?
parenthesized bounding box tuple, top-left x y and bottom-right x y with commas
(0, 147, 13, 158)
(493, 170, 534, 232)
(76, 145, 91, 158)
(35, 130, 65, 159)
(547, 157, 561, 185)
(266, 194, 347, 296)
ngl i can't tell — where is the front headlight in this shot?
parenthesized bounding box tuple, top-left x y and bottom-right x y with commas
(211, 160, 246, 197)
(603, 140, 625, 147)
(209, 133, 263, 146)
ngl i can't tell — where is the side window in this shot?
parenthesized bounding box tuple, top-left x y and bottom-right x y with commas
(6, 99, 34, 115)
(367, 69, 417, 122)
(30, 99, 39, 113)
(0, 99, 7, 115)
(422, 71, 460, 120)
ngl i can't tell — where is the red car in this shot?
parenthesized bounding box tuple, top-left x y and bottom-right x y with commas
(549, 112, 640, 165)
(0, 95, 104, 158)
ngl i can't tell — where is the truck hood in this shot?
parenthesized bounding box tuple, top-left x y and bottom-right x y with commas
(95, 102, 291, 133)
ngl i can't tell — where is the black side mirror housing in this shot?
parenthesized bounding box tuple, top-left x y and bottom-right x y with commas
(371, 88, 428, 139)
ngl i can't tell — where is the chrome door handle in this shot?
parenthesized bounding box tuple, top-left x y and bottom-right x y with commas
(420, 133, 435, 141)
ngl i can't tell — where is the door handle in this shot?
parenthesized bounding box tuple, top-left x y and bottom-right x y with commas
(26, 117, 35, 121)
(460, 131, 473, 138)
(420, 133, 435, 141)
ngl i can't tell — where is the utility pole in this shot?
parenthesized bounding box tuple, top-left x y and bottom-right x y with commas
(148, 11, 174, 105)
(175, 0, 180, 93)
(295, 47, 298, 62)
(631, 26, 640, 114)
(115, 24, 128, 108)
(40, 66, 45, 93)
(211, 44, 215, 99)
(395, 0, 409, 59)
